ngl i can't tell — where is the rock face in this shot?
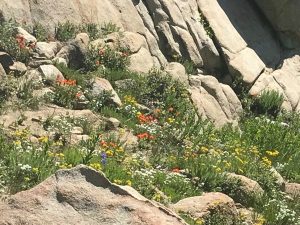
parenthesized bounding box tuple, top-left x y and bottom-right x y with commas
(254, 0, 300, 48)
(0, 0, 221, 73)
(0, 165, 185, 225)
(189, 75, 243, 127)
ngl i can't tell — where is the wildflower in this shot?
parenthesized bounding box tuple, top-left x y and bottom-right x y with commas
(266, 150, 279, 157)
(171, 167, 180, 173)
(114, 179, 122, 185)
(106, 149, 113, 157)
(24, 177, 31, 182)
(167, 117, 175, 123)
(14, 140, 21, 146)
(32, 167, 39, 173)
(126, 180, 132, 186)
(262, 156, 272, 167)
(89, 163, 102, 171)
(101, 152, 107, 164)
(75, 92, 82, 99)
(99, 49, 105, 56)
(95, 60, 100, 66)
(215, 167, 222, 173)
(38, 136, 49, 143)
(195, 218, 205, 225)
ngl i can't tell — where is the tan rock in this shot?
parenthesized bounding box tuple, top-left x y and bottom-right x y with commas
(172, 192, 238, 222)
(0, 165, 186, 225)
(284, 183, 300, 198)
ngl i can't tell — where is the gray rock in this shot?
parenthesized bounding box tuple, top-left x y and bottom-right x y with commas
(189, 75, 242, 127)
(0, 165, 186, 225)
(16, 27, 37, 44)
(164, 62, 189, 86)
(0, 52, 14, 71)
(91, 77, 122, 107)
(9, 61, 27, 76)
(106, 117, 121, 130)
(38, 65, 64, 85)
(35, 42, 60, 59)
(28, 59, 53, 68)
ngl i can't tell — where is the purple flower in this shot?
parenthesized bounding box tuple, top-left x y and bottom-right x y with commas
(101, 152, 107, 165)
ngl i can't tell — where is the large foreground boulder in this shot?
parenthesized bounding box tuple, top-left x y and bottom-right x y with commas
(0, 165, 186, 225)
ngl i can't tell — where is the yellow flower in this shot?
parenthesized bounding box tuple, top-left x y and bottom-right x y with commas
(266, 150, 279, 157)
(195, 218, 205, 225)
(38, 136, 49, 143)
(255, 215, 266, 225)
(47, 151, 54, 157)
(200, 146, 209, 153)
(167, 117, 175, 123)
(116, 147, 124, 153)
(262, 157, 272, 167)
(14, 140, 21, 146)
(106, 150, 113, 157)
(126, 180, 132, 186)
(114, 179, 122, 185)
(89, 163, 102, 171)
(32, 167, 39, 173)
(56, 153, 65, 158)
(24, 177, 30, 182)
(215, 167, 222, 173)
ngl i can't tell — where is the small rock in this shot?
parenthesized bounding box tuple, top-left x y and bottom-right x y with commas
(29, 136, 39, 143)
(70, 134, 90, 144)
(0, 52, 14, 71)
(73, 100, 90, 110)
(164, 62, 189, 86)
(71, 126, 84, 135)
(106, 117, 121, 130)
(91, 77, 122, 106)
(32, 88, 54, 98)
(9, 61, 27, 76)
(52, 57, 68, 67)
(172, 192, 238, 222)
(35, 42, 60, 59)
(38, 65, 64, 85)
(16, 27, 37, 44)
(270, 167, 285, 190)
(28, 59, 53, 68)
(284, 183, 300, 198)
(226, 173, 264, 206)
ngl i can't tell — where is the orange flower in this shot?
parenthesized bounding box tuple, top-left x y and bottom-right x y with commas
(136, 132, 155, 140)
(171, 167, 180, 173)
(137, 114, 156, 124)
(75, 92, 82, 99)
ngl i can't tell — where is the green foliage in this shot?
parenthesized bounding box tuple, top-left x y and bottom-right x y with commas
(0, 20, 32, 63)
(84, 44, 130, 72)
(32, 23, 48, 41)
(55, 21, 78, 42)
(199, 13, 214, 39)
(251, 90, 284, 116)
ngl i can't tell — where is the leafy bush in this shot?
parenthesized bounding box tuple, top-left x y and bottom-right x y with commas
(84, 44, 130, 71)
(251, 90, 284, 116)
(0, 20, 32, 62)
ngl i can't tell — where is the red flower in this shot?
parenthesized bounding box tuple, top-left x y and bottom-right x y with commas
(171, 167, 180, 173)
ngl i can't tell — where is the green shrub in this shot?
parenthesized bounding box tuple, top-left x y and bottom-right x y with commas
(55, 21, 78, 41)
(32, 23, 48, 42)
(84, 44, 130, 72)
(251, 90, 284, 116)
(0, 20, 31, 62)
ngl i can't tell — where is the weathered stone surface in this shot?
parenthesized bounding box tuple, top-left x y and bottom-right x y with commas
(189, 75, 242, 127)
(16, 27, 37, 44)
(254, 0, 300, 48)
(35, 42, 60, 59)
(91, 77, 122, 106)
(39, 65, 64, 84)
(9, 61, 27, 76)
(226, 173, 264, 206)
(0, 165, 186, 225)
(129, 47, 156, 73)
(0, 0, 223, 73)
(0, 106, 101, 138)
(250, 54, 300, 112)
(172, 192, 238, 222)
(197, 0, 283, 82)
(164, 62, 188, 86)
(28, 59, 53, 68)
(284, 183, 300, 198)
